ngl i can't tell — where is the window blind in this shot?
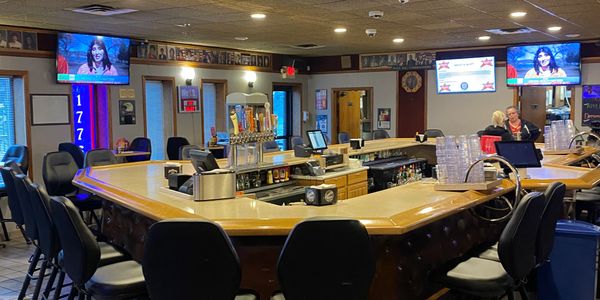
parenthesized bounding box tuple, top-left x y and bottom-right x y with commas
(0, 76, 14, 158)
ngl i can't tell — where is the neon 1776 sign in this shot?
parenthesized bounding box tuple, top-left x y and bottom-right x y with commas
(71, 84, 95, 152)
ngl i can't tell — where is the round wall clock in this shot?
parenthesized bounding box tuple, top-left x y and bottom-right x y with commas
(402, 71, 422, 93)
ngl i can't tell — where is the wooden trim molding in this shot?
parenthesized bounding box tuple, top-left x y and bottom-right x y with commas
(141, 75, 178, 137)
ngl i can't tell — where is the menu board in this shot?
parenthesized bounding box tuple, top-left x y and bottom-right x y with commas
(582, 85, 600, 126)
(436, 56, 496, 94)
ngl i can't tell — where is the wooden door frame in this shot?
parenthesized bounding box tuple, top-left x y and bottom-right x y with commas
(200, 79, 228, 145)
(272, 82, 304, 144)
(331, 87, 373, 144)
(515, 85, 577, 126)
(0, 70, 31, 177)
(141, 76, 178, 137)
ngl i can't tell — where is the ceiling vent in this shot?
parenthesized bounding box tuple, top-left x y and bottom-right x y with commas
(71, 4, 138, 16)
(486, 27, 536, 35)
(290, 44, 325, 50)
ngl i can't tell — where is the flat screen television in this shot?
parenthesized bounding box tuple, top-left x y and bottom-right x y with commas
(435, 56, 496, 94)
(307, 130, 328, 151)
(56, 32, 130, 85)
(506, 42, 581, 86)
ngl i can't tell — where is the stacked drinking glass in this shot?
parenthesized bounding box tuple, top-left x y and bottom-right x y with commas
(544, 120, 575, 151)
(436, 134, 484, 184)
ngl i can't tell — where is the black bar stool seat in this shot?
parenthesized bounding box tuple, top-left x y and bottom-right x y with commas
(443, 257, 515, 297)
(84, 260, 146, 300)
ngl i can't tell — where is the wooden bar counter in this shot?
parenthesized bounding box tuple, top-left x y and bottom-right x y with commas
(72, 140, 600, 299)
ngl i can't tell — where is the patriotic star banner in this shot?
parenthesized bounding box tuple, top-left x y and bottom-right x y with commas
(436, 56, 496, 94)
(360, 51, 436, 71)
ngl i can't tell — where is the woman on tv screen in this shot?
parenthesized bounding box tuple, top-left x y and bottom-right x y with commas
(77, 38, 118, 75)
(524, 46, 566, 78)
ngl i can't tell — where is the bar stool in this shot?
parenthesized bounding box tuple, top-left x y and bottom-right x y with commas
(26, 182, 128, 300)
(372, 129, 389, 140)
(126, 137, 152, 162)
(142, 219, 256, 300)
(42, 151, 103, 227)
(58, 142, 85, 169)
(437, 192, 546, 299)
(50, 196, 147, 300)
(0, 145, 29, 240)
(337, 132, 350, 143)
(84, 149, 118, 168)
(0, 163, 28, 243)
(276, 217, 375, 300)
(166, 137, 190, 160)
(179, 145, 202, 160)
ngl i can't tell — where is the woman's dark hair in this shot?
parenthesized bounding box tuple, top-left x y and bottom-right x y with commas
(86, 39, 112, 72)
(533, 46, 559, 75)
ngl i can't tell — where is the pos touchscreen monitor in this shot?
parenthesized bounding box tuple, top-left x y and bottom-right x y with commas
(307, 130, 328, 151)
(494, 141, 542, 168)
(189, 150, 220, 173)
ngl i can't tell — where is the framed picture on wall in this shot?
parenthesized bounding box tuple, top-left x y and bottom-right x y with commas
(582, 85, 600, 126)
(31, 94, 70, 125)
(316, 114, 328, 134)
(316, 89, 327, 110)
(119, 100, 136, 125)
(178, 85, 200, 113)
(377, 108, 391, 130)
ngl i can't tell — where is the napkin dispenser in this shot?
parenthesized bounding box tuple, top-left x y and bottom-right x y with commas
(350, 138, 364, 150)
(192, 169, 236, 201)
(305, 184, 337, 206)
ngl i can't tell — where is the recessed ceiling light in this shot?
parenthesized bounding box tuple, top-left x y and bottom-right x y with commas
(334, 28, 347, 33)
(393, 38, 404, 43)
(234, 37, 248, 41)
(478, 35, 490, 41)
(175, 23, 191, 28)
(566, 33, 580, 38)
(251, 13, 266, 19)
(510, 11, 527, 17)
(548, 26, 562, 32)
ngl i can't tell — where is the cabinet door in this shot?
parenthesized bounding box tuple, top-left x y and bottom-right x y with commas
(347, 170, 368, 185)
(347, 182, 368, 199)
(324, 175, 347, 190)
(337, 187, 347, 200)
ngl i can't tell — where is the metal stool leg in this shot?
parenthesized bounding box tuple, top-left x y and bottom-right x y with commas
(0, 204, 10, 241)
(19, 247, 41, 300)
(32, 258, 49, 300)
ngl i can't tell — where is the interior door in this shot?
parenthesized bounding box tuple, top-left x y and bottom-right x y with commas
(520, 87, 547, 142)
(337, 91, 361, 139)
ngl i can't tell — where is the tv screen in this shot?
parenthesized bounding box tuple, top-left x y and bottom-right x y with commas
(307, 130, 328, 150)
(436, 56, 496, 94)
(506, 42, 580, 86)
(57, 32, 130, 85)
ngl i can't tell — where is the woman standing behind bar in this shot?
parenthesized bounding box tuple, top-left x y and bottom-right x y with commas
(504, 105, 540, 141)
(484, 110, 513, 141)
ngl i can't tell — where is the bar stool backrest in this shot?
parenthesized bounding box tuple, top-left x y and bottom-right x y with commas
(2, 145, 28, 173)
(537, 182, 566, 265)
(179, 145, 202, 160)
(12, 173, 38, 240)
(498, 192, 545, 282)
(50, 196, 100, 286)
(143, 219, 242, 300)
(26, 182, 60, 258)
(58, 142, 85, 169)
(277, 217, 375, 300)
(167, 137, 190, 160)
(84, 149, 118, 168)
(43, 151, 79, 197)
(0, 163, 24, 226)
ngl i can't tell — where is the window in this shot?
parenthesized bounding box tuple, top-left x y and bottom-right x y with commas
(0, 76, 14, 158)
(202, 83, 216, 144)
(145, 81, 166, 160)
(273, 89, 292, 150)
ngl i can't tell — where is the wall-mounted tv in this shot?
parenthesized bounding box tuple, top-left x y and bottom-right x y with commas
(436, 56, 496, 94)
(506, 42, 580, 86)
(57, 32, 130, 85)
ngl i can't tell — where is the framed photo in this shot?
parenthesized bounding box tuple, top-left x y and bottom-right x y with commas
(167, 46, 176, 60)
(0, 30, 6, 48)
(316, 89, 327, 110)
(7, 30, 22, 49)
(137, 43, 147, 58)
(377, 108, 391, 130)
(119, 100, 136, 125)
(22, 32, 37, 50)
(178, 85, 200, 113)
(31, 94, 70, 125)
(316, 114, 328, 134)
(582, 85, 600, 126)
(157, 45, 167, 60)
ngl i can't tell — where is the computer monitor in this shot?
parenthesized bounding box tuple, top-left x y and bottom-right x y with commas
(189, 150, 220, 173)
(494, 141, 542, 168)
(306, 130, 328, 151)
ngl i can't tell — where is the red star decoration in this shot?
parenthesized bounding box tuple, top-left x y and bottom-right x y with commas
(440, 83, 451, 92)
(438, 61, 450, 70)
(480, 58, 493, 67)
(482, 81, 494, 90)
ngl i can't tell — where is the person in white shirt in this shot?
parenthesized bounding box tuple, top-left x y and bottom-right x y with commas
(8, 34, 22, 49)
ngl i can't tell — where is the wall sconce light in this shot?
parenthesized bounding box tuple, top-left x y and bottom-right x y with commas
(244, 71, 257, 88)
(181, 67, 195, 86)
